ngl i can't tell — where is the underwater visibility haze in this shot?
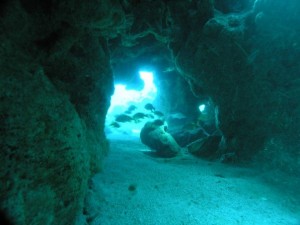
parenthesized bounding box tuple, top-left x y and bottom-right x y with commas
(0, 0, 300, 224)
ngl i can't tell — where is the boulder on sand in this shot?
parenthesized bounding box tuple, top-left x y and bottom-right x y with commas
(140, 120, 182, 157)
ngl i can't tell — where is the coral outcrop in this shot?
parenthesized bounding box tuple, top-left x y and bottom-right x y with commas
(172, 0, 300, 160)
(140, 120, 181, 157)
(0, 0, 125, 224)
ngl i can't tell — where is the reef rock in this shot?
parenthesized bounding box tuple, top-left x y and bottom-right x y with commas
(171, 0, 300, 160)
(187, 136, 222, 160)
(140, 120, 182, 157)
(0, 0, 121, 224)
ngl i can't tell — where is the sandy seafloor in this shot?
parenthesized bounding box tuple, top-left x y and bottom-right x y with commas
(87, 134, 300, 225)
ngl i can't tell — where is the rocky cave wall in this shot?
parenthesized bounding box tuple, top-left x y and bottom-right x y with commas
(0, 0, 126, 224)
(175, 0, 300, 163)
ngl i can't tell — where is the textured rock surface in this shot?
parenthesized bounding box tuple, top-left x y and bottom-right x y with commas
(0, 0, 121, 224)
(187, 135, 222, 159)
(172, 0, 300, 160)
(140, 120, 181, 157)
(0, 66, 89, 225)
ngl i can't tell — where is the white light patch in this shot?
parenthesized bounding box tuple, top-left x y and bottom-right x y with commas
(131, 129, 141, 134)
(108, 71, 157, 113)
(199, 104, 206, 112)
(139, 71, 157, 98)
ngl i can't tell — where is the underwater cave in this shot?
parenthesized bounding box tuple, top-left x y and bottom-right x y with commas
(0, 0, 300, 224)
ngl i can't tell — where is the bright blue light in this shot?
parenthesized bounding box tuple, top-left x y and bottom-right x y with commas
(199, 104, 206, 112)
(108, 71, 157, 113)
(139, 71, 153, 82)
(131, 129, 141, 134)
(139, 71, 157, 98)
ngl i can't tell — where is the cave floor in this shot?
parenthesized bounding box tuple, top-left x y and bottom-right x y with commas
(90, 135, 300, 225)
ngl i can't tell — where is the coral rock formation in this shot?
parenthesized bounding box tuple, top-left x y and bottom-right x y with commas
(0, 0, 123, 224)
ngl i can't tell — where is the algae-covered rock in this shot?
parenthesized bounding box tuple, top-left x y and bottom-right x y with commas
(0, 0, 118, 224)
(171, 0, 300, 160)
(0, 67, 89, 225)
(140, 120, 181, 157)
(187, 136, 222, 160)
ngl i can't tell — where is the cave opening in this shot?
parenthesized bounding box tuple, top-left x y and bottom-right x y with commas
(105, 60, 217, 146)
(1, 0, 300, 224)
(105, 69, 158, 137)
